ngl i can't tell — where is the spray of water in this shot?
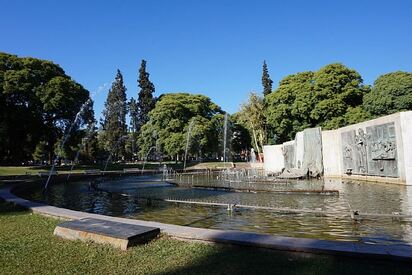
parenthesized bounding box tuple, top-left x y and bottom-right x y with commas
(104, 135, 129, 172)
(43, 99, 93, 191)
(183, 119, 195, 171)
(43, 83, 110, 191)
(65, 122, 96, 183)
(223, 113, 228, 165)
(141, 146, 157, 175)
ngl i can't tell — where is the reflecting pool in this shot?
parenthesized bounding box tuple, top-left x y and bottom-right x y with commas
(14, 175, 412, 245)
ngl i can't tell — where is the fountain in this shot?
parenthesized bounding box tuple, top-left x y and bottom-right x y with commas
(222, 113, 228, 164)
(104, 135, 129, 172)
(141, 146, 158, 175)
(65, 122, 96, 183)
(250, 148, 256, 163)
(43, 98, 93, 191)
(183, 119, 195, 171)
(43, 83, 111, 191)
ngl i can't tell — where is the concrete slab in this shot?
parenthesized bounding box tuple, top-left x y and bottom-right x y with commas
(54, 218, 159, 250)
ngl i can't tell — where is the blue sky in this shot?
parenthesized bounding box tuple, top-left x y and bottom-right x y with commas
(1, 0, 412, 120)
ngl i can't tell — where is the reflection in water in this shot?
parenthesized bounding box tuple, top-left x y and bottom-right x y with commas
(15, 175, 412, 245)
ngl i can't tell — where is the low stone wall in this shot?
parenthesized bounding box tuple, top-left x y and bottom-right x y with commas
(263, 111, 412, 185)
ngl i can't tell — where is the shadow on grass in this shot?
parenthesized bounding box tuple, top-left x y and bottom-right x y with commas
(161, 242, 412, 275)
(0, 198, 28, 215)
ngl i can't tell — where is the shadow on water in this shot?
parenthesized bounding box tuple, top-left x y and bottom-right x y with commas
(158, 235, 412, 275)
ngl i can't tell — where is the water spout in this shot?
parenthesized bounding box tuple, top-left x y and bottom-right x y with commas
(104, 135, 129, 172)
(141, 146, 157, 175)
(183, 119, 195, 171)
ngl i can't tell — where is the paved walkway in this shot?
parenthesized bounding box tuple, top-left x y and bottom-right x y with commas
(1, 184, 412, 261)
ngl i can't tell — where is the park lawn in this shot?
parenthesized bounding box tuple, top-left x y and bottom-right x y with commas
(0, 166, 86, 176)
(0, 163, 165, 176)
(0, 166, 48, 176)
(1, 200, 412, 274)
(0, 162, 244, 176)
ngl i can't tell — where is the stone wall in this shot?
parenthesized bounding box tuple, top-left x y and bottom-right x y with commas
(263, 111, 412, 185)
(263, 145, 284, 173)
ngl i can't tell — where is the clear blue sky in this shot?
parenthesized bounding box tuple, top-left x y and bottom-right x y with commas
(1, 0, 412, 120)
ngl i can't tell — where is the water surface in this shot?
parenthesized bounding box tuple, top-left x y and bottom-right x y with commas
(15, 175, 412, 245)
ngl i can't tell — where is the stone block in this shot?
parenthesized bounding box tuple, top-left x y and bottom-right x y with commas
(54, 218, 160, 250)
(263, 145, 284, 173)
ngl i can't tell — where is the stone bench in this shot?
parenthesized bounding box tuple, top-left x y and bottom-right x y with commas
(54, 218, 160, 250)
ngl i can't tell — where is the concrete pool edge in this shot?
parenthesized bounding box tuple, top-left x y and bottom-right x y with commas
(1, 184, 412, 262)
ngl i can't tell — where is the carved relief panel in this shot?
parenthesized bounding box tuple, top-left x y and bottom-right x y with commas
(341, 129, 368, 175)
(366, 122, 398, 177)
(341, 122, 398, 177)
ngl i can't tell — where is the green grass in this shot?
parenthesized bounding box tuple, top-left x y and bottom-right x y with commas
(1, 200, 412, 274)
(0, 166, 48, 176)
(0, 163, 173, 176)
(0, 161, 249, 176)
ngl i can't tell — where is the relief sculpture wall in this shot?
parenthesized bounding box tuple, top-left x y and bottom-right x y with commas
(341, 122, 398, 177)
(366, 122, 398, 177)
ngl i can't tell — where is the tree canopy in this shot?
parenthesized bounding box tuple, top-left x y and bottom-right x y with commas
(137, 93, 223, 160)
(266, 63, 370, 143)
(100, 70, 128, 160)
(236, 93, 266, 156)
(364, 71, 412, 117)
(0, 52, 92, 164)
(136, 60, 156, 133)
(2, 52, 411, 165)
(262, 61, 273, 97)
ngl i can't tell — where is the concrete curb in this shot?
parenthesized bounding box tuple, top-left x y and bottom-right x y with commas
(1, 184, 412, 261)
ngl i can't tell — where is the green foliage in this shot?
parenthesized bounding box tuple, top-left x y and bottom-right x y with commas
(32, 141, 47, 162)
(138, 93, 222, 160)
(364, 71, 412, 117)
(231, 113, 252, 157)
(128, 97, 139, 159)
(101, 70, 128, 160)
(266, 63, 370, 143)
(136, 60, 156, 133)
(262, 60, 273, 96)
(0, 52, 91, 164)
(237, 93, 266, 154)
(128, 97, 138, 133)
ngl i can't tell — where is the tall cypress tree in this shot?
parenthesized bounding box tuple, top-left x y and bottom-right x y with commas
(262, 60, 273, 96)
(101, 69, 128, 160)
(136, 60, 156, 133)
(128, 97, 138, 159)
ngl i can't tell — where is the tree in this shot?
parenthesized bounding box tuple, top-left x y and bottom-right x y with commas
(101, 70, 128, 161)
(310, 63, 370, 129)
(231, 113, 252, 160)
(266, 63, 370, 144)
(137, 93, 223, 161)
(262, 60, 273, 97)
(32, 141, 47, 163)
(237, 93, 266, 158)
(364, 71, 412, 117)
(136, 60, 156, 133)
(0, 52, 91, 164)
(128, 97, 138, 159)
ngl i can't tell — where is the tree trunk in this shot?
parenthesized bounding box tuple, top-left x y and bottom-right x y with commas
(252, 128, 261, 157)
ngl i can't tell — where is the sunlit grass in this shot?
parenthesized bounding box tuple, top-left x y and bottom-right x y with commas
(1, 199, 411, 274)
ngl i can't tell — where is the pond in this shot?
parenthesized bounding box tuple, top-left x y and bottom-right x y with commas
(14, 174, 412, 245)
